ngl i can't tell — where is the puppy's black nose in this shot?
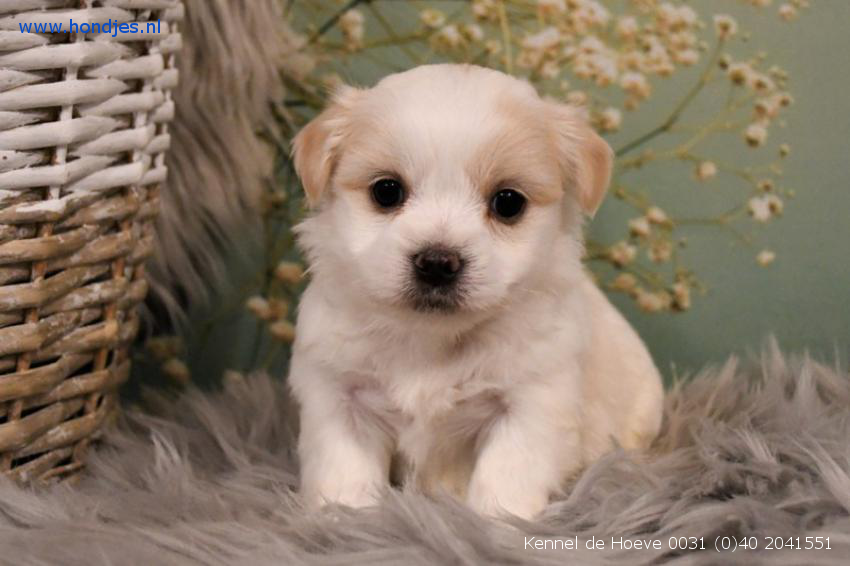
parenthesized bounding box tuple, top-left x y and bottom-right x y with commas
(412, 247, 463, 287)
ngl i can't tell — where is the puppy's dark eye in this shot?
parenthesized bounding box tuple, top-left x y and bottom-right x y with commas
(490, 189, 527, 222)
(371, 178, 406, 210)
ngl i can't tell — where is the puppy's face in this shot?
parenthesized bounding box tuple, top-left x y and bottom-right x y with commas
(293, 65, 611, 319)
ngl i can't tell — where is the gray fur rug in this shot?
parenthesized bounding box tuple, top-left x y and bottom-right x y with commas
(2, 346, 849, 565)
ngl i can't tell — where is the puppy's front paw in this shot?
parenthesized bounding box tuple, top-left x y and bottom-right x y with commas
(466, 480, 548, 520)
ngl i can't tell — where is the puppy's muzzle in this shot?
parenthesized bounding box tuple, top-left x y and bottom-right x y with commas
(412, 247, 464, 287)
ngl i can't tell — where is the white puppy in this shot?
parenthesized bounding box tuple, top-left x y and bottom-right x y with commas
(289, 64, 663, 520)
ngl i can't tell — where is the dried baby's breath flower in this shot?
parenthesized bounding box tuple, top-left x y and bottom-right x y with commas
(339, 9, 364, 50)
(670, 31, 697, 51)
(641, 36, 675, 76)
(767, 194, 784, 215)
(420, 9, 446, 29)
(268, 298, 289, 320)
(628, 216, 652, 237)
(756, 249, 776, 266)
(599, 107, 622, 131)
(646, 206, 669, 225)
(269, 320, 297, 343)
(538, 0, 566, 16)
(750, 72, 775, 94)
(649, 239, 673, 263)
(769, 65, 789, 81)
(608, 241, 637, 266)
(755, 92, 791, 119)
(576, 0, 611, 28)
(657, 3, 698, 32)
(573, 42, 619, 86)
(775, 92, 794, 107)
(779, 143, 791, 157)
(636, 288, 671, 313)
(748, 194, 783, 222)
(616, 16, 640, 39)
(728, 62, 753, 85)
(623, 97, 639, 111)
(745, 123, 768, 147)
(695, 161, 718, 180)
(677, 5, 698, 27)
(755, 97, 780, 119)
(566, 90, 589, 105)
(672, 282, 691, 311)
(748, 196, 770, 222)
(620, 72, 651, 99)
(472, 0, 498, 21)
(540, 60, 560, 79)
(673, 49, 699, 66)
(778, 3, 798, 21)
(713, 15, 738, 39)
(246, 295, 272, 320)
(611, 273, 638, 293)
(433, 25, 463, 50)
(757, 179, 775, 192)
(620, 50, 644, 72)
(462, 23, 485, 42)
(631, 0, 656, 13)
(275, 261, 304, 284)
(522, 27, 561, 52)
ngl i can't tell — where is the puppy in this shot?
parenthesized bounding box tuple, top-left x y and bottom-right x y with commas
(289, 64, 663, 520)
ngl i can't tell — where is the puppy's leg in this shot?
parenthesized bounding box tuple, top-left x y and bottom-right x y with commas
(466, 380, 580, 520)
(292, 363, 393, 509)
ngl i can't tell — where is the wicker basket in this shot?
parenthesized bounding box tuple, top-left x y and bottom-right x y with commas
(0, 1, 182, 483)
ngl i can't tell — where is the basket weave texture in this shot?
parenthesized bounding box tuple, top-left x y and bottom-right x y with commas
(0, 0, 182, 483)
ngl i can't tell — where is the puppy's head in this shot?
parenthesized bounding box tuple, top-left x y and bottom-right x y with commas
(293, 64, 611, 319)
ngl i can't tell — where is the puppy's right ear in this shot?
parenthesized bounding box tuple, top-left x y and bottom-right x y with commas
(291, 86, 361, 207)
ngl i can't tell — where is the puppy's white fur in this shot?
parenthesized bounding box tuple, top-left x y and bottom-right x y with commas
(289, 64, 663, 519)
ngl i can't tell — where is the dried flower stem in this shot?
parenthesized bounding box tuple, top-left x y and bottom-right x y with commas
(309, 0, 370, 44)
(497, 1, 514, 73)
(616, 40, 725, 158)
(368, 3, 424, 64)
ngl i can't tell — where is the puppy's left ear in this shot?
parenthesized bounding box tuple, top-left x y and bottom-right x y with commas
(291, 86, 361, 207)
(548, 103, 613, 217)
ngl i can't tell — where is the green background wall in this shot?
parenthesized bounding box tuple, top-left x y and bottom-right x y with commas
(144, 1, 849, 390)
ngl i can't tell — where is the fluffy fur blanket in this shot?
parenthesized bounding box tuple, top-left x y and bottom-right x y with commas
(1, 346, 849, 565)
(148, 0, 290, 312)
